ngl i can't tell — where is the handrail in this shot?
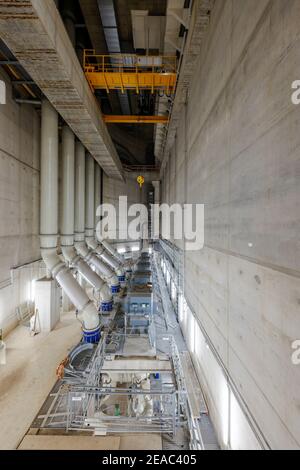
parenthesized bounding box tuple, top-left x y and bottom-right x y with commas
(123, 164, 160, 172)
(84, 50, 177, 75)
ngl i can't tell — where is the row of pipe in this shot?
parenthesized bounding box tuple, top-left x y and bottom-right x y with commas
(40, 99, 127, 341)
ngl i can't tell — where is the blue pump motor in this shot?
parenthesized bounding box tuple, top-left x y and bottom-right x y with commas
(101, 299, 113, 312)
(83, 326, 101, 344)
(111, 284, 120, 294)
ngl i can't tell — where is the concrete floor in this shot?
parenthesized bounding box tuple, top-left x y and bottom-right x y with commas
(18, 434, 162, 451)
(0, 311, 81, 450)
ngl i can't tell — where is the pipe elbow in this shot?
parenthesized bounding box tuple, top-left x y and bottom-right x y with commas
(100, 284, 112, 303)
(116, 268, 125, 277)
(109, 274, 119, 288)
(62, 245, 79, 265)
(78, 301, 100, 331)
(42, 249, 99, 331)
(41, 248, 65, 277)
(75, 241, 90, 260)
(87, 238, 98, 251)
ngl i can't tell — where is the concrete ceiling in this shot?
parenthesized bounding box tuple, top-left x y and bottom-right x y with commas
(114, 0, 167, 49)
(79, 0, 166, 167)
(79, 0, 107, 53)
(0, 0, 124, 180)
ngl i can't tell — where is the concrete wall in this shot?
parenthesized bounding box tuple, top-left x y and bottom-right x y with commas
(103, 173, 148, 242)
(0, 70, 42, 334)
(161, 0, 300, 449)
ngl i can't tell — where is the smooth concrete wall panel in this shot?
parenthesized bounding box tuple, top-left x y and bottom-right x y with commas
(187, 90, 231, 252)
(187, 0, 232, 150)
(228, 255, 300, 448)
(185, 248, 229, 363)
(0, 71, 41, 333)
(162, 0, 300, 449)
(103, 174, 147, 240)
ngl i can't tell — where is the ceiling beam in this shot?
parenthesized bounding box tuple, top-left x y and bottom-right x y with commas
(0, 0, 124, 180)
(103, 115, 169, 124)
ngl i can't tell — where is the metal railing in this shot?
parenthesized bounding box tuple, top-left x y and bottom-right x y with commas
(67, 386, 178, 435)
(123, 164, 160, 173)
(36, 332, 204, 447)
(84, 50, 177, 75)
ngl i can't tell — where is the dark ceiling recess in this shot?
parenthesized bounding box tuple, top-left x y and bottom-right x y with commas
(59, 0, 92, 64)
(62, 0, 170, 167)
(110, 0, 168, 166)
(0, 39, 42, 104)
(113, 0, 167, 52)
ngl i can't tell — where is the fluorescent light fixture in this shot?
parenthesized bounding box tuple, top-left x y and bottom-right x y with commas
(131, 246, 140, 252)
(117, 247, 126, 254)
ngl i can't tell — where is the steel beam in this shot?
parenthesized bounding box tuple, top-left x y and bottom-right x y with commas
(103, 115, 169, 124)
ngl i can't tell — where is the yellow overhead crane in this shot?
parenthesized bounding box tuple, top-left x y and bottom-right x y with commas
(84, 50, 177, 124)
(102, 115, 169, 124)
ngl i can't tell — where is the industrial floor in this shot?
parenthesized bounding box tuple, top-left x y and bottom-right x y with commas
(18, 433, 162, 451)
(0, 256, 219, 451)
(0, 311, 82, 450)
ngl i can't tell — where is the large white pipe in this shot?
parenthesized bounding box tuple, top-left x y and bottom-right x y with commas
(100, 238, 125, 265)
(74, 145, 119, 291)
(61, 125, 75, 248)
(85, 152, 95, 245)
(85, 154, 125, 282)
(93, 165, 126, 269)
(75, 141, 86, 245)
(60, 126, 111, 306)
(94, 162, 101, 240)
(40, 100, 99, 334)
